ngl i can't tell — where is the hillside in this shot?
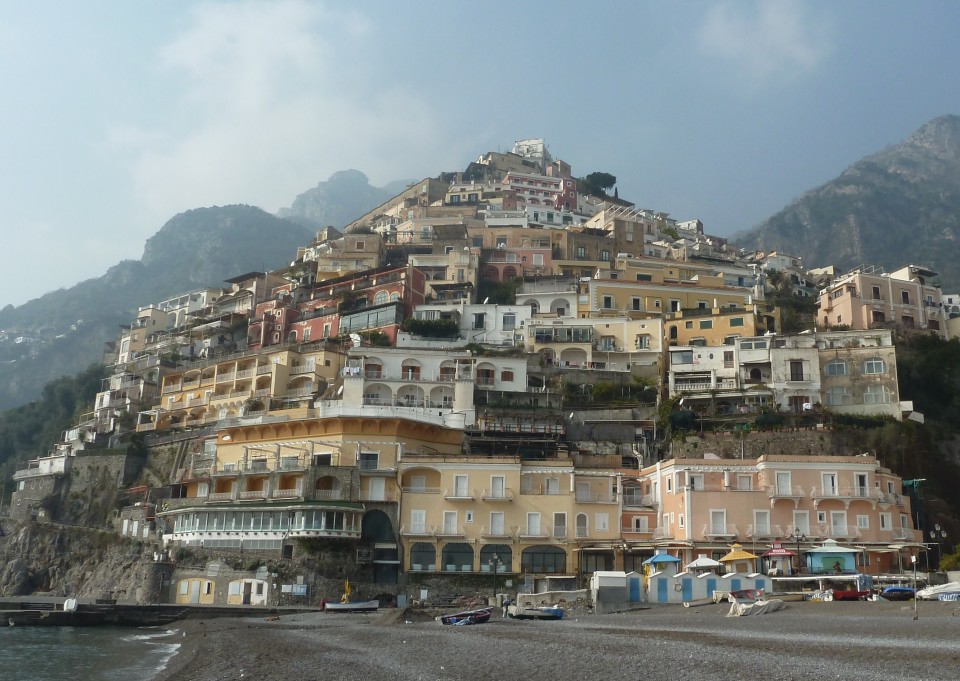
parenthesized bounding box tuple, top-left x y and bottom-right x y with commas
(0, 206, 314, 411)
(735, 115, 960, 290)
(279, 169, 413, 230)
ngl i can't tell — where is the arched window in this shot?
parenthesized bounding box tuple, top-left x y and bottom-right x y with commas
(576, 513, 588, 538)
(390, 292, 400, 302)
(863, 384, 892, 404)
(825, 386, 852, 406)
(863, 358, 886, 375)
(825, 359, 848, 376)
(374, 290, 388, 305)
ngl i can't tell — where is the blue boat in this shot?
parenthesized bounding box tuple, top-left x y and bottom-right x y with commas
(880, 586, 915, 601)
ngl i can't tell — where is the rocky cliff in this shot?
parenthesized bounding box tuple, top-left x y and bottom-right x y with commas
(0, 519, 160, 602)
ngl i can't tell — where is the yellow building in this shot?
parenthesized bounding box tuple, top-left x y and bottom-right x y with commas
(665, 305, 767, 346)
(137, 345, 344, 433)
(398, 453, 621, 579)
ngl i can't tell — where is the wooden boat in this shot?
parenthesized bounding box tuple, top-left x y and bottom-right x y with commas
(324, 599, 380, 613)
(830, 588, 871, 601)
(507, 604, 564, 620)
(436, 607, 492, 625)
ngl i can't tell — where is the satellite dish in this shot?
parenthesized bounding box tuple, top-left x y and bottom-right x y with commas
(337, 385, 344, 396)
(483, 297, 489, 304)
(349, 333, 362, 345)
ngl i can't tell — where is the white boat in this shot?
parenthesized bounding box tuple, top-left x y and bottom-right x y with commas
(324, 599, 380, 613)
(507, 604, 564, 620)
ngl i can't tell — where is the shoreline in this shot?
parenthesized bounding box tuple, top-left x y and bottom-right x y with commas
(149, 600, 960, 681)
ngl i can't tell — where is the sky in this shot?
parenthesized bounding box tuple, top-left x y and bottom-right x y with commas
(3, 0, 960, 308)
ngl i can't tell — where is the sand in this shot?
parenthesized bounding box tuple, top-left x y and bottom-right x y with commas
(151, 599, 960, 681)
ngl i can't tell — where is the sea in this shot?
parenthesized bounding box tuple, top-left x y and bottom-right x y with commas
(0, 625, 180, 681)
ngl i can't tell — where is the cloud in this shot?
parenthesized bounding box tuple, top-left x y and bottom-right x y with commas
(697, 0, 832, 86)
(116, 0, 454, 228)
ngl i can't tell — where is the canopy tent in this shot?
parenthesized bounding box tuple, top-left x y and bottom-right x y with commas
(685, 554, 723, 574)
(806, 539, 862, 574)
(642, 552, 681, 565)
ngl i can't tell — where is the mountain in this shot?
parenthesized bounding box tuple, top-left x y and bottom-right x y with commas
(279, 169, 414, 230)
(735, 115, 960, 290)
(0, 206, 314, 411)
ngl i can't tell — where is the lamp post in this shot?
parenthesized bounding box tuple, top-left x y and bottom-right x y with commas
(791, 527, 806, 575)
(930, 524, 948, 570)
(489, 552, 502, 604)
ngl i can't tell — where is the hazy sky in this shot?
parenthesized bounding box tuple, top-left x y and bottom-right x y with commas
(3, 0, 960, 309)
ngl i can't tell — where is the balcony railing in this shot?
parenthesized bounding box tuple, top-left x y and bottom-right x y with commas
(480, 489, 514, 501)
(517, 525, 552, 538)
(574, 492, 618, 504)
(402, 486, 441, 495)
(813, 524, 862, 539)
(745, 524, 784, 539)
(702, 523, 739, 539)
(767, 485, 805, 499)
(272, 488, 302, 499)
(480, 525, 517, 538)
(399, 524, 435, 537)
(435, 525, 466, 538)
(443, 489, 475, 500)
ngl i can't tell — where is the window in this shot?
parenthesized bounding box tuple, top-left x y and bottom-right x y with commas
(699, 320, 713, 329)
(863, 384, 892, 404)
(374, 290, 388, 305)
(754, 510, 771, 535)
(671, 350, 693, 364)
(502, 313, 516, 330)
(636, 273, 652, 282)
(857, 515, 870, 529)
(600, 250, 610, 261)
(355, 241, 365, 251)
(453, 475, 468, 497)
(789, 360, 804, 381)
(793, 510, 810, 535)
(730, 317, 744, 327)
(901, 290, 910, 304)
(473, 313, 485, 330)
(632, 516, 648, 532)
(576, 246, 586, 260)
(685, 321, 693, 329)
(670, 300, 681, 312)
(553, 512, 567, 538)
(825, 359, 848, 376)
(443, 511, 458, 535)
(602, 295, 614, 309)
(879, 513, 891, 530)
(496, 236, 507, 247)
(410, 509, 426, 534)
(872, 286, 881, 300)
(697, 301, 708, 310)
(862, 358, 886, 374)
(632, 297, 642, 311)
(902, 315, 914, 327)
(532, 253, 544, 266)
(500, 370, 514, 382)
(358, 452, 379, 470)
(723, 351, 734, 368)
(490, 511, 505, 535)
(595, 513, 609, 531)
(825, 386, 852, 406)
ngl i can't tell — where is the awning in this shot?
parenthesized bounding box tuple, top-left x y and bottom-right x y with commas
(807, 538, 862, 554)
(685, 554, 723, 569)
(761, 541, 796, 557)
(719, 543, 759, 562)
(643, 553, 681, 565)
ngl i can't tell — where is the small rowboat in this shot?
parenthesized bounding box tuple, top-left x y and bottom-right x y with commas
(437, 607, 493, 625)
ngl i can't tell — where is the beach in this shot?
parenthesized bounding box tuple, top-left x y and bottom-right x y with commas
(151, 599, 960, 681)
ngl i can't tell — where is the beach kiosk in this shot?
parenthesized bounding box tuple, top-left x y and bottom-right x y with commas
(643, 550, 682, 604)
(807, 539, 861, 574)
(761, 541, 798, 576)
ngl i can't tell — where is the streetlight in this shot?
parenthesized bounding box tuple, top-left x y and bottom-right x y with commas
(930, 524, 948, 570)
(791, 527, 806, 575)
(489, 552, 502, 604)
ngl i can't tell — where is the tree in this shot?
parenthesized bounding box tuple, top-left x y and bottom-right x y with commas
(577, 172, 617, 197)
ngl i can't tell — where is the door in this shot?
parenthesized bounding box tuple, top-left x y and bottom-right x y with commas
(243, 581, 252, 605)
(710, 510, 726, 535)
(490, 512, 505, 536)
(189, 581, 201, 604)
(454, 475, 468, 497)
(855, 473, 868, 498)
(822, 473, 837, 496)
(776, 471, 791, 495)
(576, 481, 591, 502)
(830, 511, 847, 537)
(491, 476, 505, 499)
(527, 512, 541, 536)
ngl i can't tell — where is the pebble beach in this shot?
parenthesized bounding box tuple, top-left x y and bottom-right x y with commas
(151, 599, 960, 681)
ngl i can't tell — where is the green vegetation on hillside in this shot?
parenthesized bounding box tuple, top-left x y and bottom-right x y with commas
(0, 363, 106, 503)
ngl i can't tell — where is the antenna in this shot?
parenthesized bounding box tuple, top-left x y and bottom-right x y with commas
(483, 297, 489, 304)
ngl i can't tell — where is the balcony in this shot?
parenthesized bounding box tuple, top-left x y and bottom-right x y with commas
(745, 524, 784, 539)
(435, 525, 466, 538)
(767, 485, 805, 500)
(399, 524, 435, 537)
(702, 523, 739, 539)
(443, 488, 475, 501)
(402, 486, 441, 495)
(359, 490, 397, 503)
(272, 488, 303, 499)
(480, 525, 517, 539)
(814, 524, 862, 540)
(517, 525, 551, 539)
(480, 489, 514, 501)
(652, 527, 674, 540)
(574, 492, 618, 504)
(237, 489, 268, 501)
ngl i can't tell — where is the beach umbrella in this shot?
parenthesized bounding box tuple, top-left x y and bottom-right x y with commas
(685, 554, 723, 570)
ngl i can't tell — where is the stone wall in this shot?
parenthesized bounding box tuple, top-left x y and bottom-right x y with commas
(669, 426, 876, 460)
